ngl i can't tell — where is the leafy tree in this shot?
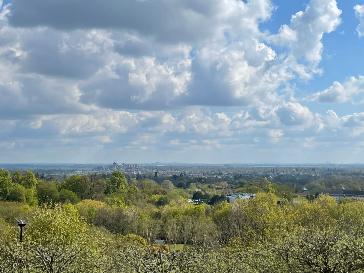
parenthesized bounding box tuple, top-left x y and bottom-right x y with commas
(0, 170, 12, 200)
(93, 206, 139, 235)
(192, 191, 210, 201)
(161, 180, 175, 191)
(24, 188, 38, 206)
(76, 199, 106, 223)
(88, 178, 107, 200)
(105, 171, 128, 195)
(208, 195, 227, 205)
(137, 179, 163, 195)
(105, 192, 126, 207)
(276, 228, 364, 273)
(11, 171, 22, 185)
(62, 175, 90, 199)
(20, 171, 38, 189)
(0, 219, 32, 273)
(23, 205, 102, 273)
(7, 184, 27, 203)
(156, 195, 169, 207)
(37, 181, 59, 205)
(59, 189, 80, 204)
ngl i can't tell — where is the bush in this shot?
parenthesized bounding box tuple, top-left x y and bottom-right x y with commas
(7, 184, 26, 203)
(59, 189, 80, 204)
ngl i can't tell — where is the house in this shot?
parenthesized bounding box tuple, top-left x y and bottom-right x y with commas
(226, 193, 256, 203)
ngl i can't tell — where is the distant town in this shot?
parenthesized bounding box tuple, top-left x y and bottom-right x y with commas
(2, 163, 364, 198)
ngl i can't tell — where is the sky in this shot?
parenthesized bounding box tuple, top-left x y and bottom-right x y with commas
(1, 0, 364, 164)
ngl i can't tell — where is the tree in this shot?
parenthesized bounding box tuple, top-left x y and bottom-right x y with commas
(37, 181, 60, 205)
(161, 180, 175, 191)
(22, 205, 102, 273)
(20, 171, 38, 189)
(276, 228, 364, 273)
(0, 170, 12, 200)
(62, 176, 90, 199)
(76, 199, 106, 223)
(7, 184, 26, 203)
(88, 178, 107, 200)
(59, 189, 80, 204)
(192, 191, 209, 202)
(208, 195, 227, 205)
(106, 171, 128, 194)
(24, 188, 38, 206)
(0, 219, 32, 273)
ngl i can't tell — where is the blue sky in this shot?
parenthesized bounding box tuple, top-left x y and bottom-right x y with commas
(1, 0, 364, 164)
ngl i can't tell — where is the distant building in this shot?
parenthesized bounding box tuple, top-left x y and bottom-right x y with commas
(330, 193, 364, 201)
(112, 162, 119, 170)
(226, 193, 256, 203)
(154, 239, 166, 245)
(188, 199, 204, 205)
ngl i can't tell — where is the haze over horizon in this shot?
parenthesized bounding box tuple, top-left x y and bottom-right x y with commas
(1, 0, 364, 163)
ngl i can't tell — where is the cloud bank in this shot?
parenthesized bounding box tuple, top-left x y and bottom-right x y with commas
(1, 0, 363, 163)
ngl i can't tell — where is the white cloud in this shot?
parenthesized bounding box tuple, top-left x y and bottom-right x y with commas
(7, 0, 272, 44)
(2, 106, 364, 163)
(311, 76, 364, 103)
(268, 129, 284, 143)
(0, 1, 285, 113)
(275, 101, 317, 127)
(97, 136, 113, 144)
(0, 73, 90, 118)
(342, 112, 364, 128)
(184, 41, 281, 107)
(355, 5, 364, 37)
(81, 55, 191, 110)
(271, 0, 341, 64)
(0, 0, 359, 163)
(0, 0, 338, 117)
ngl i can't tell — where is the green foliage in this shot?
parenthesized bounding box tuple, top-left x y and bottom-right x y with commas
(0, 169, 12, 200)
(77, 199, 106, 223)
(3, 171, 364, 271)
(59, 189, 80, 204)
(0, 201, 30, 223)
(275, 228, 364, 273)
(161, 180, 175, 191)
(7, 184, 27, 203)
(105, 171, 128, 194)
(19, 171, 38, 189)
(24, 188, 37, 206)
(0, 205, 103, 273)
(92, 206, 139, 235)
(62, 175, 90, 199)
(37, 181, 60, 205)
(0, 170, 38, 205)
(105, 192, 126, 207)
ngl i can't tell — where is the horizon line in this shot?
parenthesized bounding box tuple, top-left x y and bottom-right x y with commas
(1, 162, 364, 166)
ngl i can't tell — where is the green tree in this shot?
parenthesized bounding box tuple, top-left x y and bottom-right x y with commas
(62, 175, 90, 199)
(276, 228, 364, 273)
(161, 180, 175, 191)
(0, 170, 12, 200)
(7, 184, 27, 203)
(59, 189, 80, 204)
(37, 181, 60, 205)
(24, 188, 37, 206)
(23, 205, 102, 273)
(0, 219, 32, 273)
(106, 171, 128, 194)
(20, 171, 38, 189)
(76, 199, 106, 223)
